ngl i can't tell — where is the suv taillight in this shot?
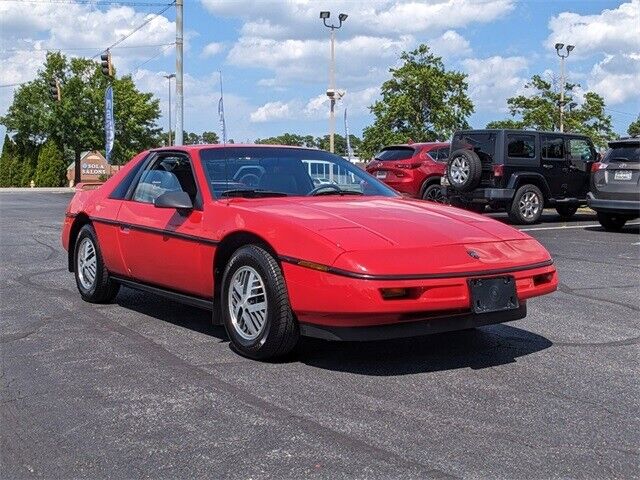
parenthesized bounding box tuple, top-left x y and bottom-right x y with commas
(397, 162, 422, 169)
(493, 164, 504, 177)
(591, 162, 605, 173)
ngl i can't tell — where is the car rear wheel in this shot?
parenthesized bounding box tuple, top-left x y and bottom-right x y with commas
(596, 212, 628, 232)
(508, 185, 544, 225)
(446, 149, 482, 192)
(556, 205, 578, 219)
(422, 184, 446, 203)
(222, 245, 299, 360)
(74, 224, 120, 303)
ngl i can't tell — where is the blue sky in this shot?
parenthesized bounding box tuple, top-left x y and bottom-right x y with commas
(1, 0, 639, 146)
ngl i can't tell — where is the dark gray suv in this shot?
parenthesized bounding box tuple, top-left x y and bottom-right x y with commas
(588, 137, 640, 231)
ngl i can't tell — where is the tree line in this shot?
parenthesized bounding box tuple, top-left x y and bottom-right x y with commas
(1, 47, 638, 187)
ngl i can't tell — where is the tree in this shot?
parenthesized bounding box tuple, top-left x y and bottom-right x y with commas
(360, 44, 473, 159)
(628, 117, 640, 137)
(486, 75, 615, 148)
(0, 135, 16, 187)
(34, 140, 66, 187)
(202, 131, 219, 144)
(255, 133, 312, 147)
(1, 52, 161, 186)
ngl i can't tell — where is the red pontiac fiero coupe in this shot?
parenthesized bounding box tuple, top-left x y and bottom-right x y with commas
(62, 145, 558, 359)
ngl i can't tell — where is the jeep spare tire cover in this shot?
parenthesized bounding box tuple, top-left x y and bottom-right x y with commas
(446, 149, 482, 192)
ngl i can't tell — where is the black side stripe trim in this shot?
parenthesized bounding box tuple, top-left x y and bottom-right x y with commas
(278, 255, 554, 281)
(112, 275, 213, 310)
(89, 216, 220, 246)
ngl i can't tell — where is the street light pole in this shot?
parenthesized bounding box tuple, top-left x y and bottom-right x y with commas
(164, 73, 175, 146)
(175, 0, 184, 145)
(320, 11, 348, 154)
(555, 43, 574, 133)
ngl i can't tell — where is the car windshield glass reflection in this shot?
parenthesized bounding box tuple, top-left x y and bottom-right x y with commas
(200, 147, 399, 199)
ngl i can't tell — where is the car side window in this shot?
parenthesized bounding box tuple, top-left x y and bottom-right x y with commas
(541, 136, 565, 160)
(131, 155, 198, 204)
(507, 134, 536, 159)
(568, 139, 594, 162)
(438, 148, 450, 161)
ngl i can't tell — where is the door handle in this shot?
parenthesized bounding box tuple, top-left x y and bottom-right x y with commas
(120, 225, 130, 233)
(542, 164, 553, 169)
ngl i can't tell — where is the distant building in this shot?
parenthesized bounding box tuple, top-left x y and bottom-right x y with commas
(66, 151, 121, 186)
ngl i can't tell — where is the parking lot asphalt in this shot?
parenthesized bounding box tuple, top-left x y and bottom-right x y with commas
(1, 192, 639, 479)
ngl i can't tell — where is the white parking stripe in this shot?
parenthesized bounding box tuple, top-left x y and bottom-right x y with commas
(520, 222, 640, 232)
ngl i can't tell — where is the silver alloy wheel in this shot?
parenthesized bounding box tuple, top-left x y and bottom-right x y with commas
(449, 157, 470, 185)
(77, 237, 97, 290)
(519, 191, 541, 220)
(228, 266, 268, 341)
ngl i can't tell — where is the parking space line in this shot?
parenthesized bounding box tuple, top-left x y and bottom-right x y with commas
(520, 222, 640, 232)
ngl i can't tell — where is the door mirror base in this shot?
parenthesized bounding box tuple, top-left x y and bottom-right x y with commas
(153, 191, 193, 210)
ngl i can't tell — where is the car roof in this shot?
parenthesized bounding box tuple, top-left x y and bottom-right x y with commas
(455, 129, 590, 138)
(382, 142, 449, 149)
(149, 144, 321, 153)
(609, 136, 640, 146)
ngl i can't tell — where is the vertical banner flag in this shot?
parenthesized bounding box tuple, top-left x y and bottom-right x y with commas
(104, 85, 115, 164)
(218, 71, 227, 144)
(344, 107, 352, 161)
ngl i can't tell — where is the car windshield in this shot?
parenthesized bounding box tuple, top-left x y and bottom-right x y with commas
(375, 147, 415, 161)
(605, 144, 640, 163)
(199, 147, 400, 199)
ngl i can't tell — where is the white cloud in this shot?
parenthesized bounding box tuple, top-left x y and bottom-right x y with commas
(546, 0, 640, 57)
(462, 56, 529, 111)
(546, 1, 640, 105)
(250, 101, 295, 122)
(201, 42, 224, 58)
(428, 30, 472, 58)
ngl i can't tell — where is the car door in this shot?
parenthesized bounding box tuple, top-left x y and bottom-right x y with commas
(116, 152, 210, 297)
(566, 137, 594, 198)
(540, 134, 569, 197)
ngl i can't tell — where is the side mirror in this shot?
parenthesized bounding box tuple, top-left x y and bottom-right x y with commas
(153, 191, 193, 210)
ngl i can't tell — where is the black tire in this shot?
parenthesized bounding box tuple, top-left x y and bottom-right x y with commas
(221, 245, 299, 360)
(446, 149, 482, 192)
(422, 184, 446, 203)
(556, 205, 578, 219)
(74, 224, 120, 303)
(597, 212, 627, 232)
(508, 184, 544, 225)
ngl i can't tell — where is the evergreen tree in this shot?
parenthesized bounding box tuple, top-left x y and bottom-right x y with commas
(0, 135, 16, 187)
(35, 141, 66, 187)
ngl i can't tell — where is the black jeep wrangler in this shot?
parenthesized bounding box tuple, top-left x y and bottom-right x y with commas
(443, 129, 596, 224)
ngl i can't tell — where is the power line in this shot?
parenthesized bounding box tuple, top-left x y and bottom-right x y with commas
(0, 0, 169, 5)
(1, 42, 175, 53)
(127, 43, 174, 75)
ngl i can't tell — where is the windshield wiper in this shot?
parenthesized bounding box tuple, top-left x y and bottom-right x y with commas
(313, 188, 364, 196)
(220, 188, 289, 198)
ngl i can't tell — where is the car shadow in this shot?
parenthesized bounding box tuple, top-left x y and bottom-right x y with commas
(295, 324, 552, 375)
(487, 209, 597, 225)
(584, 223, 640, 234)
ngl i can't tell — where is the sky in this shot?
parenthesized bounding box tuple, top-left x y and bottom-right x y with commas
(1, 0, 639, 147)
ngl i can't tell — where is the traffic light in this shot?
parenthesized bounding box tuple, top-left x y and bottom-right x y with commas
(49, 78, 61, 102)
(100, 50, 112, 77)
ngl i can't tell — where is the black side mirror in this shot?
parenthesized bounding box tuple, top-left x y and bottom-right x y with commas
(154, 191, 193, 210)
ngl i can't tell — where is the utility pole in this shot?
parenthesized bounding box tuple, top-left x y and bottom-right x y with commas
(164, 73, 175, 146)
(320, 11, 347, 153)
(555, 43, 574, 133)
(175, 0, 184, 145)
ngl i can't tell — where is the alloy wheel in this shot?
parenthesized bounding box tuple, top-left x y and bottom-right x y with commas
(449, 157, 470, 185)
(519, 191, 541, 220)
(77, 237, 97, 290)
(425, 186, 445, 203)
(228, 266, 268, 340)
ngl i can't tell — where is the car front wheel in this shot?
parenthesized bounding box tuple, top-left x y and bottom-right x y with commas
(222, 245, 299, 360)
(74, 224, 120, 303)
(597, 212, 628, 232)
(508, 185, 544, 225)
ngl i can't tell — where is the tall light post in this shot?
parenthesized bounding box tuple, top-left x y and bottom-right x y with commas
(555, 43, 574, 133)
(164, 73, 175, 146)
(320, 11, 348, 153)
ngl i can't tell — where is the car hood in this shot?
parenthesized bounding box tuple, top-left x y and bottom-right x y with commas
(239, 196, 529, 248)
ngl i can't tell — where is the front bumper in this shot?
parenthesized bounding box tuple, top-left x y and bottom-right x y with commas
(587, 192, 640, 215)
(300, 304, 527, 341)
(282, 261, 557, 331)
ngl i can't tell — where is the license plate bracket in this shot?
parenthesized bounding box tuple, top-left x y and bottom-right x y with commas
(468, 276, 519, 314)
(614, 170, 632, 181)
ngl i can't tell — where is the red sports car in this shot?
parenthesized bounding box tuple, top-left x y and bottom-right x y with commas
(366, 142, 449, 200)
(62, 145, 558, 359)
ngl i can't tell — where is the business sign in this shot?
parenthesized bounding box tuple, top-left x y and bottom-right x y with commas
(104, 85, 115, 163)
